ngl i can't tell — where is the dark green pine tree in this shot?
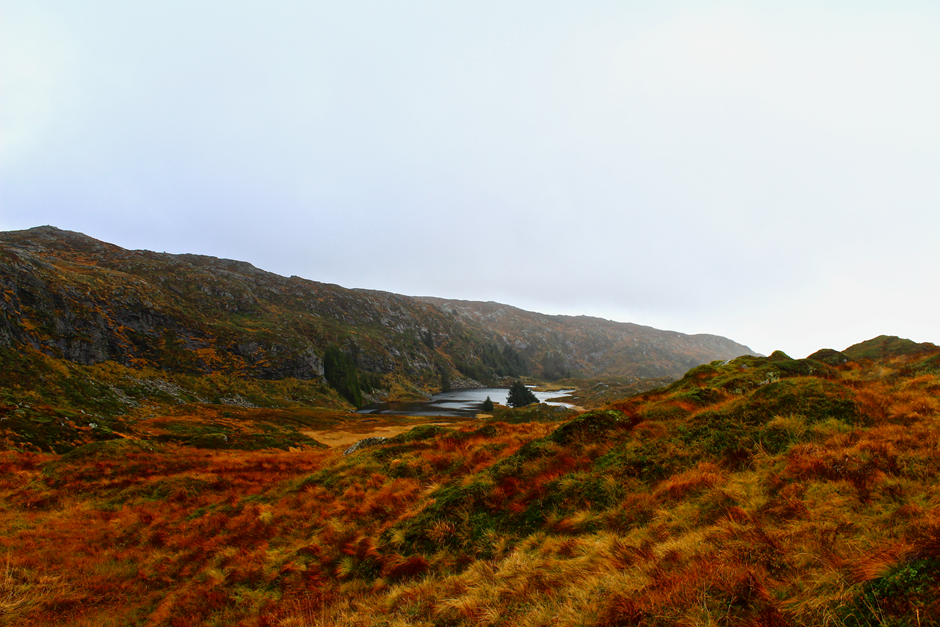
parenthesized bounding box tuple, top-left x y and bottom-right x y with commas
(506, 380, 538, 408)
(481, 396, 495, 412)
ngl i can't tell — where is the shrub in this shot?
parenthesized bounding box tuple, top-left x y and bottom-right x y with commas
(840, 557, 940, 626)
(807, 348, 849, 366)
(548, 410, 636, 445)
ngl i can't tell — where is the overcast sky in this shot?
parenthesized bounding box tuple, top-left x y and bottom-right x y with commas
(2, 1, 938, 358)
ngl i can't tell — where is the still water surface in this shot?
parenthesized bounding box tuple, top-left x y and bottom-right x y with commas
(358, 387, 576, 418)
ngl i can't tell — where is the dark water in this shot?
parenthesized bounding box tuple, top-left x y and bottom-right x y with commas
(357, 387, 576, 418)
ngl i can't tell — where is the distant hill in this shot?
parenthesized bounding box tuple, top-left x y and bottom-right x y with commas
(419, 297, 758, 379)
(0, 226, 756, 415)
(843, 335, 939, 361)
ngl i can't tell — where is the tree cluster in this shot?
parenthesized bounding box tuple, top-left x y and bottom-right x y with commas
(360, 371, 383, 393)
(485, 343, 528, 377)
(437, 362, 451, 393)
(455, 343, 529, 386)
(323, 346, 363, 407)
(540, 352, 572, 381)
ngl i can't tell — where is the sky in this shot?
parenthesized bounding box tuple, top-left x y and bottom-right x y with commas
(2, 1, 939, 359)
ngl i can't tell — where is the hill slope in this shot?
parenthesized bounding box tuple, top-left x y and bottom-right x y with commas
(420, 296, 756, 379)
(1, 338, 939, 626)
(0, 226, 756, 413)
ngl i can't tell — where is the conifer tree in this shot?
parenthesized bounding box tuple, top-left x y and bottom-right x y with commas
(506, 380, 538, 407)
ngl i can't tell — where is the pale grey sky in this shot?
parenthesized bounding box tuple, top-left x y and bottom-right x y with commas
(2, 1, 938, 358)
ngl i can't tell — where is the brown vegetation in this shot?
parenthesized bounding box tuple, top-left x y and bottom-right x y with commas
(2, 340, 940, 625)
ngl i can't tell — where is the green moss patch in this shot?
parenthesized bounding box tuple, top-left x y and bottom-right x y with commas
(548, 410, 637, 444)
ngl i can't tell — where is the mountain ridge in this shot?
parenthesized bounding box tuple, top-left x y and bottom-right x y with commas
(417, 295, 755, 379)
(0, 225, 757, 406)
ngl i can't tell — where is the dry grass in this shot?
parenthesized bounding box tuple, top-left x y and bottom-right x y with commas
(4, 351, 940, 626)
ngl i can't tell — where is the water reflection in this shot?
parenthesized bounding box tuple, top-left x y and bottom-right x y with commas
(358, 387, 576, 418)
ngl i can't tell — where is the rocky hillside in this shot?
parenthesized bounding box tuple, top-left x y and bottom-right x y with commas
(0, 226, 755, 409)
(419, 297, 757, 379)
(0, 227, 467, 381)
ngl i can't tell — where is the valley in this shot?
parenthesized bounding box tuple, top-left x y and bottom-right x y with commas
(1, 227, 939, 626)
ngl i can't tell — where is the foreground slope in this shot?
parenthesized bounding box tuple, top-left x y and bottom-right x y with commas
(2, 336, 939, 626)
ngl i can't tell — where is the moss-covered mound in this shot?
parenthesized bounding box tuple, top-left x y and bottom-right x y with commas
(844, 335, 939, 361)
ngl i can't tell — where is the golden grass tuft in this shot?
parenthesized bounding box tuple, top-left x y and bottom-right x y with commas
(654, 462, 726, 501)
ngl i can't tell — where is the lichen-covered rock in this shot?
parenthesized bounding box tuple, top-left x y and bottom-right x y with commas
(343, 437, 387, 455)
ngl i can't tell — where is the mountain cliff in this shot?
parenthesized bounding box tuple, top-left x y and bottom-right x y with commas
(0, 226, 756, 409)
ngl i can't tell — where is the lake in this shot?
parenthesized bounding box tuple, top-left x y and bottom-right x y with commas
(357, 387, 577, 418)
